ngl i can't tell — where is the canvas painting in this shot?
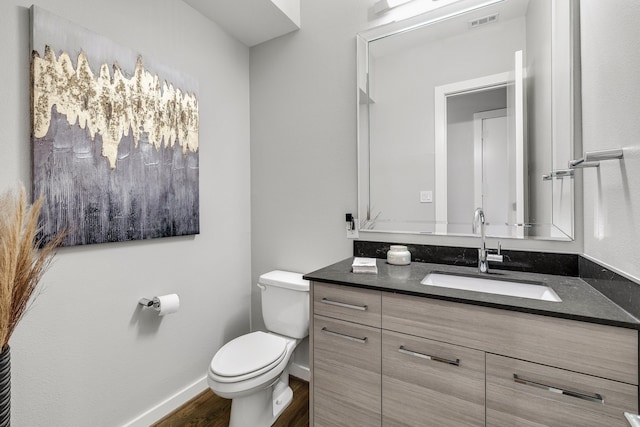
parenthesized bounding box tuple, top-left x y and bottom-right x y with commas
(30, 6, 200, 246)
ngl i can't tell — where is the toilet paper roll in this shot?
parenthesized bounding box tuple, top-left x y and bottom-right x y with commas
(153, 294, 180, 316)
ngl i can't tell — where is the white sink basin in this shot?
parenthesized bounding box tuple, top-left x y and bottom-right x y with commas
(421, 272, 562, 302)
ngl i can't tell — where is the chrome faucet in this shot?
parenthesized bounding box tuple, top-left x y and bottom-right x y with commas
(472, 208, 503, 273)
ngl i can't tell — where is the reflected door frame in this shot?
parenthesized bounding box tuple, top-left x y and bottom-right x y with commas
(434, 71, 510, 234)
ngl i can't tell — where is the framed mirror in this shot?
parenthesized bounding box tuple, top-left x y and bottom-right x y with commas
(357, 0, 579, 240)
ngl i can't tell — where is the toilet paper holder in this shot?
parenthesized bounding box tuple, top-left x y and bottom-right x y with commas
(138, 294, 180, 316)
(138, 298, 160, 310)
(138, 297, 160, 310)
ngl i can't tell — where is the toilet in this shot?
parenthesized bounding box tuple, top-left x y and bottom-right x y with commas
(207, 270, 309, 427)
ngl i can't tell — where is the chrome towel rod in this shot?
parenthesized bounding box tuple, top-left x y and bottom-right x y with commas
(542, 169, 574, 180)
(569, 148, 623, 169)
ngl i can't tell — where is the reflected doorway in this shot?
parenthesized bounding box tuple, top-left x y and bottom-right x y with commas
(434, 52, 526, 236)
(473, 108, 511, 231)
(446, 88, 508, 229)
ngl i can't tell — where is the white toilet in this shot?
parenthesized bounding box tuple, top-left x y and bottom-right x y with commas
(207, 270, 309, 427)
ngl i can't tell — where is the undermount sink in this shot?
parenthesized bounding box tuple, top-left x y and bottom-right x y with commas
(421, 272, 562, 302)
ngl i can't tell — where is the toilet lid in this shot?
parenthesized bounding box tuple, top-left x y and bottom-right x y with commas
(211, 331, 287, 378)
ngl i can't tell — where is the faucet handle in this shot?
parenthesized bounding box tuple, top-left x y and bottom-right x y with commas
(486, 241, 503, 263)
(486, 253, 503, 263)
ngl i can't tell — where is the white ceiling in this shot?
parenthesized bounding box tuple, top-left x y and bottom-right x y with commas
(183, 0, 300, 47)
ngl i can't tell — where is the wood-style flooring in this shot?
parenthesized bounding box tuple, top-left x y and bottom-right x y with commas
(152, 376, 309, 427)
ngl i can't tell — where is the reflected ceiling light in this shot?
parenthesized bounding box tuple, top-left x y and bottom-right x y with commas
(372, 0, 505, 30)
(373, 0, 416, 14)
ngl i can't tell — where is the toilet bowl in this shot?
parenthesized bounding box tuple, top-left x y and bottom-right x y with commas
(208, 331, 300, 426)
(207, 270, 309, 427)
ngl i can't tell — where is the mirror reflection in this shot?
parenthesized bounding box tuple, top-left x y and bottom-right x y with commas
(357, 0, 577, 240)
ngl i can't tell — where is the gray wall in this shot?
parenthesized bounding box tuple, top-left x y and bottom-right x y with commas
(581, 0, 640, 281)
(0, 0, 251, 425)
(250, 0, 373, 330)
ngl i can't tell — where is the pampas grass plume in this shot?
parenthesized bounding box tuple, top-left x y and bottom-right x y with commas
(0, 185, 65, 350)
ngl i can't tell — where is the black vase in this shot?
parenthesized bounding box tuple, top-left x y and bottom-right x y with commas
(0, 346, 9, 427)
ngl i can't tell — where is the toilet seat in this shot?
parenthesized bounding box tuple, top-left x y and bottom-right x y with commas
(210, 331, 287, 383)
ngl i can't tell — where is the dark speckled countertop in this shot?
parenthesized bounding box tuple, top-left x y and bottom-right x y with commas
(304, 257, 640, 330)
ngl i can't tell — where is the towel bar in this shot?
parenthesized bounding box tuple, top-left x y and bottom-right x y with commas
(542, 169, 574, 180)
(569, 148, 623, 169)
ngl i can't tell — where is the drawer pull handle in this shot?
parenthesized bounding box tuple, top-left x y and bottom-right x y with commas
(321, 297, 368, 311)
(321, 327, 368, 344)
(398, 345, 460, 366)
(513, 374, 604, 404)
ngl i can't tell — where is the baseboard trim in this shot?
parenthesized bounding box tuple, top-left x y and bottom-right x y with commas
(122, 375, 208, 427)
(290, 362, 310, 382)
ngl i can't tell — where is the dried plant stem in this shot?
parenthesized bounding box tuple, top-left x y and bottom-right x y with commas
(0, 186, 65, 350)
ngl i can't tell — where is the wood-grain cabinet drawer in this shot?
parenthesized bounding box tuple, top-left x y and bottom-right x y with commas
(486, 354, 638, 426)
(382, 293, 638, 384)
(382, 330, 485, 426)
(314, 282, 381, 327)
(313, 315, 382, 427)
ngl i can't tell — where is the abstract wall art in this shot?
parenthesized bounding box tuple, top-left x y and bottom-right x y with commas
(30, 6, 200, 246)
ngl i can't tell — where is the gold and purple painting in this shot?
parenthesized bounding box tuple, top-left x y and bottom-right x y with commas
(30, 6, 199, 246)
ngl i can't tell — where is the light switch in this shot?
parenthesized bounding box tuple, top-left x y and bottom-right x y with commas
(420, 190, 433, 203)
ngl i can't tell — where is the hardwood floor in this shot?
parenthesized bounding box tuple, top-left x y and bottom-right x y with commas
(152, 376, 309, 427)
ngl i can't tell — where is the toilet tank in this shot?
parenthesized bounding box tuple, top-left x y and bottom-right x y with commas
(258, 270, 310, 339)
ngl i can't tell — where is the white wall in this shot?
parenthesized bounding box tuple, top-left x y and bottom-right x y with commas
(581, 0, 640, 281)
(0, 1, 251, 425)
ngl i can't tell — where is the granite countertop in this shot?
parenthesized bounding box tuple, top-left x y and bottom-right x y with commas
(304, 257, 640, 329)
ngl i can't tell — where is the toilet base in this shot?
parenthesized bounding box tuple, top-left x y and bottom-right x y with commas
(228, 372, 294, 427)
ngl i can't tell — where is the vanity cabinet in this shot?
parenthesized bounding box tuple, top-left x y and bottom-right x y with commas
(382, 330, 485, 426)
(486, 354, 638, 426)
(382, 293, 638, 384)
(312, 283, 382, 427)
(382, 292, 638, 427)
(310, 281, 639, 426)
